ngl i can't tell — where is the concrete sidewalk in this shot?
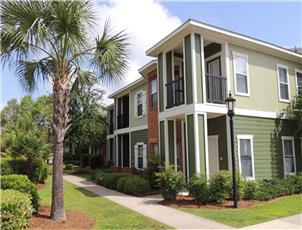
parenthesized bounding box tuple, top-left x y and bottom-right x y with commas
(63, 175, 231, 229)
(241, 213, 302, 229)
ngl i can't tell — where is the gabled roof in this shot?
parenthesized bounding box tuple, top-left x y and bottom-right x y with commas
(146, 19, 302, 63)
(108, 77, 146, 98)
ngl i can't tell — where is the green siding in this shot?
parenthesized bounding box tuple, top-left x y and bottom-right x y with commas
(166, 51, 172, 83)
(168, 120, 175, 164)
(131, 129, 148, 164)
(159, 121, 165, 162)
(158, 53, 164, 112)
(198, 115, 206, 174)
(234, 116, 300, 179)
(184, 34, 193, 104)
(195, 34, 203, 103)
(186, 114, 195, 176)
(208, 115, 228, 170)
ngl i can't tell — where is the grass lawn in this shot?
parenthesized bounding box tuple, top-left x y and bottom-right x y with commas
(178, 194, 302, 228)
(39, 177, 170, 229)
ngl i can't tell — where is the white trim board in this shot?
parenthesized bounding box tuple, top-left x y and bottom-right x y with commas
(281, 136, 297, 177)
(276, 64, 291, 103)
(114, 124, 148, 135)
(237, 134, 255, 180)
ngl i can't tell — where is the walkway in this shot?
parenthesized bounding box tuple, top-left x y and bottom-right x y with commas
(63, 175, 231, 229)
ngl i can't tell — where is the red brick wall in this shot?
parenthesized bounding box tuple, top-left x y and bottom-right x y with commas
(147, 70, 158, 157)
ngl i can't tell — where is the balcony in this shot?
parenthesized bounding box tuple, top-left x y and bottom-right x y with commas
(117, 113, 129, 129)
(166, 77, 184, 108)
(206, 74, 227, 104)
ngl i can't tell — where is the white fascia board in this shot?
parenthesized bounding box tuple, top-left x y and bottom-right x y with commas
(108, 78, 145, 98)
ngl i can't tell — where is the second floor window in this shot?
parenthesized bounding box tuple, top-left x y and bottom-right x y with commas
(234, 53, 249, 96)
(150, 79, 157, 108)
(135, 90, 145, 118)
(277, 65, 290, 101)
(296, 70, 302, 93)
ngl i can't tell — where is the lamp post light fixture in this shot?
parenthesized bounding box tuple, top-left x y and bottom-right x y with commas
(225, 93, 238, 208)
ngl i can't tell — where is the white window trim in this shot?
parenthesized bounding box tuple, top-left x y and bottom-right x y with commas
(277, 64, 290, 103)
(237, 135, 255, 180)
(135, 90, 145, 119)
(281, 136, 296, 176)
(233, 52, 250, 97)
(295, 68, 302, 94)
(134, 142, 147, 170)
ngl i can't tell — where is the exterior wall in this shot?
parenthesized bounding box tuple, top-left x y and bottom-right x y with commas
(159, 120, 165, 162)
(147, 70, 159, 157)
(184, 34, 193, 104)
(197, 114, 207, 175)
(229, 44, 302, 112)
(208, 115, 228, 170)
(186, 115, 195, 176)
(130, 83, 148, 127)
(130, 129, 148, 165)
(158, 53, 164, 112)
(234, 115, 301, 180)
(194, 34, 204, 103)
(168, 120, 175, 164)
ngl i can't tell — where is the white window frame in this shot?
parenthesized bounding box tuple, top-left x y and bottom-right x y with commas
(134, 142, 147, 170)
(237, 135, 255, 180)
(277, 64, 290, 103)
(281, 136, 296, 176)
(233, 52, 250, 97)
(135, 90, 145, 118)
(295, 68, 302, 94)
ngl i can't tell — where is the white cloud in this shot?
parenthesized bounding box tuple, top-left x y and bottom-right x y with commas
(93, 0, 182, 104)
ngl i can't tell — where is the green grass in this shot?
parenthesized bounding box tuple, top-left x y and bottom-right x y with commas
(39, 177, 169, 229)
(179, 194, 302, 228)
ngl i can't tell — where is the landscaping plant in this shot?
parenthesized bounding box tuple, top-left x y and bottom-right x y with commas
(143, 155, 163, 188)
(123, 176, 151, 195)
(102, 173, 130, 189)
(188, 174, 209, 204)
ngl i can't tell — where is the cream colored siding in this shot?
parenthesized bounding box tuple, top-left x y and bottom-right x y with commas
(229, 44, 302, 112)
(130, 83, 148, 127)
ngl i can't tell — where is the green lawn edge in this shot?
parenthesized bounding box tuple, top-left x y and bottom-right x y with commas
(178, 194, 302, 228)
(39, 177, 171, 229)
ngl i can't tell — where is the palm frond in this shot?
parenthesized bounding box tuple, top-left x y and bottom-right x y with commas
(71, 67, 97, 93)
(90, 20, 130, 86)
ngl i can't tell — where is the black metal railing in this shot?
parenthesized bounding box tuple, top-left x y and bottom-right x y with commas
(206, 74, 227, 104)
(117, 113, 129, 129)
(166, 77, 184, 108)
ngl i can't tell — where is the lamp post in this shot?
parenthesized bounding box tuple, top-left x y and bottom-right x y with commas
(225, 93, 238, 208)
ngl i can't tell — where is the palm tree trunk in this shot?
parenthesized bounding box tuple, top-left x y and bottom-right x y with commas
(51, 75, 70, 221)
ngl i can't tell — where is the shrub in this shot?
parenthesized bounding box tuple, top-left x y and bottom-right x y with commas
(65, 163, 74, 170)
(89, 155, 103, 170)
(102, 173, 130, 189)
(281, 175, 300, 195)
(95, 172, 110, 185)
(0, 189, 33, 230)
(0, 159, 13, 175)
(254, 179, 281, 201)
(297, 173, 302, 193)
(123, 176, 151, 195)
(243, 180, 259, 200)
(116, 176, 132, 192)
(107, 160, 114, 168)
(158, 165, 184, 200)
(30, 158, 48, 184)
(1, 174, 39, 211)
(188, 174, 209, 204)
(209, 171, 232, 204)
(143, 155, 163, 188)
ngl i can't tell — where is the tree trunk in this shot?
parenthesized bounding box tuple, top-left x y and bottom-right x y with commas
(50, 74, 70, 221)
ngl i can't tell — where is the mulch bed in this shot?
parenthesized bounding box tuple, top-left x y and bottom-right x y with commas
(159, 195, 262, 209)
(30, 206, 95, 229)
(36, 181, 48, 190)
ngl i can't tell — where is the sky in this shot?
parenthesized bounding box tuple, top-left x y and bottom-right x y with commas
(1, 0, 301, 108)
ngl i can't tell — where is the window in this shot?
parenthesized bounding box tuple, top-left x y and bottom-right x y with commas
(150, 79, 157, 108)
(233, 53, 249, 96)
(237, 135, 254, 179)
(282, 137, 296, 176)
(150, 143, 159, 155)
(277, 65, 290, 102)
(135, 143, 146, 169)
(136, 91, 144, 117)
(296, 69, 302, 93)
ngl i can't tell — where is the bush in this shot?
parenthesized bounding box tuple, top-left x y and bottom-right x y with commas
(188, 174, 209, 204)
(209, 171, 232, 204)
(1, 174, 39, 211)
(89, 155, 103, 170)
(243, 180, 259, 200)
(281, 175, 300, 195)
(123, 176, 151, 195)
(143, 155, 163, 188)
(107, 160, 114, 168)
(30, 158, 48, 184)
(116, 176, 132, 192)
(95, 172, 110, 185)
(158, 165, 184, 200)
(0, 189, 33, 230)
(102, 173, 130, 189)
(297, 173, 302, 193)
(65, 163, 74, 170)
(0, 159, 13, 175)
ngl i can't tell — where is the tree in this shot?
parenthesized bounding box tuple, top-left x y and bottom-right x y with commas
(292, 91, 302, 137)
(1, 0, 129, 221)
(66, 84, 106, 169)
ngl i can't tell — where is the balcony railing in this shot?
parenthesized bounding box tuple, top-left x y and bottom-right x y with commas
(117, 113, 129, 129)
(166, 77, 184, 108)
(206, 74, 227, 104)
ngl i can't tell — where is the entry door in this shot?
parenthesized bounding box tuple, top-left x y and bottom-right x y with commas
(208, 135, 219, 176)
(207, 58, 221, 76)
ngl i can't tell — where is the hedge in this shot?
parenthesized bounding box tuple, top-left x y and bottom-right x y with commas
(0, 189, 33, 230)
(123, 176, 151, 195)
(102, 173, 130, 189)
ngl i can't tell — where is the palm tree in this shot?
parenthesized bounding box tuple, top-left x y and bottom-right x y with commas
(1, 0, 129, 221)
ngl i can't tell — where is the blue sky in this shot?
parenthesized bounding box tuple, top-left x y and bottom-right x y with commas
(1, 0, 301, 108)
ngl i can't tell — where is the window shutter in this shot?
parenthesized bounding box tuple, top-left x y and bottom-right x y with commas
(143, 144, 147, 168)
(134, 92, 138, 118)
(134, 144, 138, 168)
(142, 90, 146, 116)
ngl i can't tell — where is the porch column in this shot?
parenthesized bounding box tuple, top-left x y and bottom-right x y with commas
(186, 113, 208, 178)
(167, 120, 175, 165)
(159, 120, 166, 163)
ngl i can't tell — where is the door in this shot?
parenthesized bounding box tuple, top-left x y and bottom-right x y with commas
(207, 57, 221, 76)
(208, 135, 220, 176)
